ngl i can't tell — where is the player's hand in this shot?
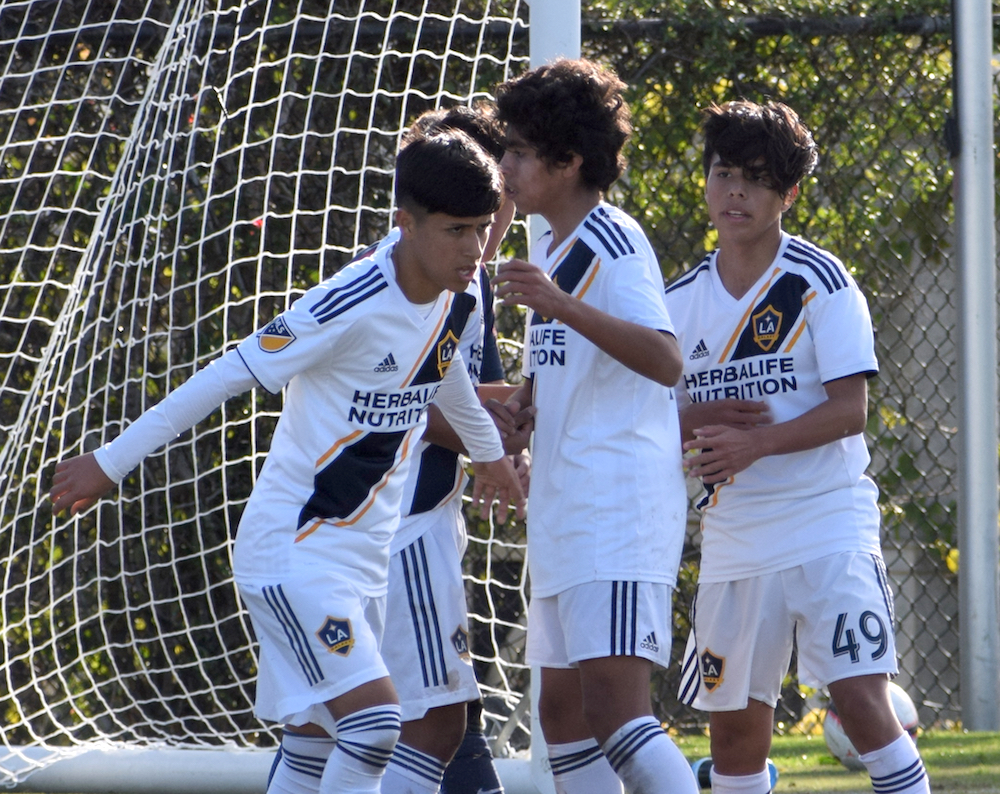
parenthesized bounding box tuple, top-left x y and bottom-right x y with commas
(50, 453, 116, 516)
(683, 425, 762, 484)
(484, 398, 535, 455)
(492, 259, 569, 318)
(470, 456, 526, 524)
(679, 399, 770, 442)
(512, 452, 531, 496)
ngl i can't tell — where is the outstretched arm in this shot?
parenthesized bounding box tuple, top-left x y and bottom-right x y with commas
(50, 453, 116, 516)
(492, 259, 681, 386)
(49, 352, 257, 516)
(683, 373, 868, 484)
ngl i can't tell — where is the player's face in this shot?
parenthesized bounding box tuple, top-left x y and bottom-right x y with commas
(499, 128, 564, 217)
(395, 208, 493, 303)
(705, 153, 797, 249)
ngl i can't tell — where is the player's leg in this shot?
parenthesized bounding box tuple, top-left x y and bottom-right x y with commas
(381, 526, 481, 793)
(679, 576, 793, 794)
(827, 674, 928, 794)
(241, 576, 400, 794)
(529, 594, 623, 794)
(795, 553, 929, 794)
(381, 703, 465, 794)
(441, 700, 505, 794)
(319, 677, 402, 794)
(548, 581, 698, 794)
(577, 654, 696, 794)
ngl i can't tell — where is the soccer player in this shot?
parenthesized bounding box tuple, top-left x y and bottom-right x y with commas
(49, 130, 525, 794)
(491, 59, 698, 794)
(375, 105, 531, 794)
(664, 100, 930, 794)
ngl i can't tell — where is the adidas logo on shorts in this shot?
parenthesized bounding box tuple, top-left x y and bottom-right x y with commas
(374, 353, 398, 373)
(640, 632, 660, 653)
(689, 339, 710, 360)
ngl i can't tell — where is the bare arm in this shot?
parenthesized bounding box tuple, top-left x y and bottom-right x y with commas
(492, 259, 682, 386)
(678, 399, 772, 443)
(684, 374, 869, 484)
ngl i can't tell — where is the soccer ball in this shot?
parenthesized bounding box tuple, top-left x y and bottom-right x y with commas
(823, 682, 920, 771)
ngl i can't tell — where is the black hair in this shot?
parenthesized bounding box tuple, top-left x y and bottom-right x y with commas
(395, 129, 503, 217)
(701, 100, 818, 196)
(403, 103, 505, 163)
(495, 58, 631, 192)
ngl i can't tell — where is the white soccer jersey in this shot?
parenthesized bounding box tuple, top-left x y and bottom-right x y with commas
(662, 232, 882, 583)
(231, 242, 495, 595)
(524, 203, 688, 598)
(392, 263, 502, 554)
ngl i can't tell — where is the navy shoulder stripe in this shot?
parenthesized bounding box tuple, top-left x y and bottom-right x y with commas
(583, 207, 636, 260)
(664, 257, 711, 295)
(783, 239, 849, 294)
(310, 264, 388, 324)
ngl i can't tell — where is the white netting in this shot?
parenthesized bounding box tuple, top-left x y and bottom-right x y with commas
(0, 0, 530, 783)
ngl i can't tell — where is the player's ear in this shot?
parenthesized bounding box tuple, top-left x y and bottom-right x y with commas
(781, 184, 799, 211)
(559, 151, 584, 181)
(395, 207, 415, 236)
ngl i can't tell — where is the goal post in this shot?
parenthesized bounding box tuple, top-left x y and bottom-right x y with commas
(0, 0, 574, 790)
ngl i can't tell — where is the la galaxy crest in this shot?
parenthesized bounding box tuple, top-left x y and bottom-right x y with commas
(451, 626, 471, 662)
(436, 330, 459, 378)
(752, 304, 782, 352)
(258, 316, 297, 353)
(700, 648, 725, 691)
(317, 617, 354, 656)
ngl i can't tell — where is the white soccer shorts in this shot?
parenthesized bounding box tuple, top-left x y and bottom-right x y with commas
(527, 580, 674, 669)
(238, 571, 389, 736)
(678, 551, 898, 711)
(382, 517, 480, 722)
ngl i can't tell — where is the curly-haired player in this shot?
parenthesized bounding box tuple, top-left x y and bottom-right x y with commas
(492, 59, 696, 794)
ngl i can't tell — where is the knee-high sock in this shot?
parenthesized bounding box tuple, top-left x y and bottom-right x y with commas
(602, 716, 698, 794)
(381, 743, 447, 794)
(860, 733, 930, 794)
(319, 705, 401, 794)
(709, 768, 772, 794)
(441, 731, 503, 794)
(547, 739, 623, 794)
(267, 733, 334, 794)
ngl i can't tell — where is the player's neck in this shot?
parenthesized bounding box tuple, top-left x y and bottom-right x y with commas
(541, 188, 603, 255)
(715, 228, 784, 300)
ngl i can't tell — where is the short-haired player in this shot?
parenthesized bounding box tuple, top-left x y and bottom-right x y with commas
(50, 130, 525, 794)
(665, 100, 930, 794)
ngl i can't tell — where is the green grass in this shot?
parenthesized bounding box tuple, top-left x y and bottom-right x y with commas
(672, 731, 1000, 793)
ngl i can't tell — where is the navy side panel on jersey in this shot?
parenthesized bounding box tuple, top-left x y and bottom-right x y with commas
(408, 444, 461, 515)
(298, 430, 408, 528)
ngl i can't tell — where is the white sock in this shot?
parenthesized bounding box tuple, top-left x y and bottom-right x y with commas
(547, 739, 623, 794)
(382, 742, 447, 794)
(602, 716, 698, 794)
(709, 767, 772, 794)
(267, 733, 334, 794)
(319, 705, 401, 794)
(860, 733, 930, 794)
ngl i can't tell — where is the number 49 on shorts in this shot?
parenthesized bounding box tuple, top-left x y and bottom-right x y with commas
(832, 611, 888, 663)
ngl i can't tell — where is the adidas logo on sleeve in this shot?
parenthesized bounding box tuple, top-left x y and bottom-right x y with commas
(374, 353, 398, 373)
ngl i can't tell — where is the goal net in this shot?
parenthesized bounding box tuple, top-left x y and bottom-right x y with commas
(0, 0, 531, 784)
